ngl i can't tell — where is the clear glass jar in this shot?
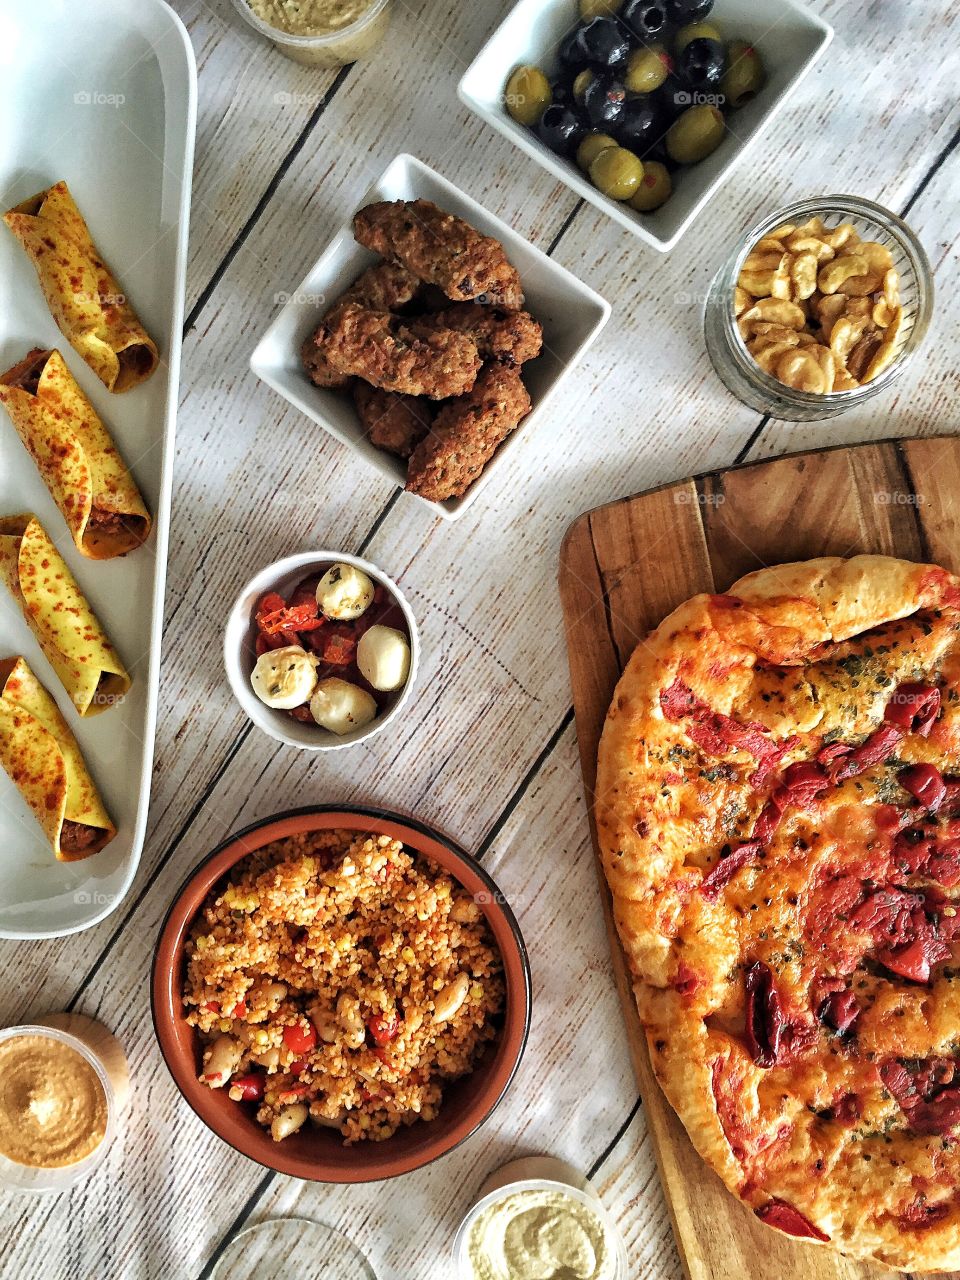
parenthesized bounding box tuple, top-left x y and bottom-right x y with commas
(231, 0, 391, 67)
(704, 195, 933, 421)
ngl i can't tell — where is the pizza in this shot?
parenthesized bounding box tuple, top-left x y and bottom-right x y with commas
(595, 555, 960, 1271)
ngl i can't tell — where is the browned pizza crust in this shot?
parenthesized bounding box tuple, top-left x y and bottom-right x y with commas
(596, 555, 960, 1271)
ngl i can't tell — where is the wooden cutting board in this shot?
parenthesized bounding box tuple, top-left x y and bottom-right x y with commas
(558, 436, 960, 1280)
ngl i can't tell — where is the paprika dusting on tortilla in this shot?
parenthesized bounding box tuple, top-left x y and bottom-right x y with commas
(0, 657, 114, 859)
(3, 181, 158, 393)
(0, 349, 151, 559)
(0, 515, 131, 716)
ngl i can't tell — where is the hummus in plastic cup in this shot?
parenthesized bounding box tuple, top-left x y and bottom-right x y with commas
(455, 1156, 628, 1280)
(0, 1014, 127, 1192)
(231, 0, 392, 67)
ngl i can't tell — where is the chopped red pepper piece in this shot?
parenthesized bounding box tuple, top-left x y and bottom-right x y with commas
(819, 989, 859, 1034)
(884, 682, 941, 736)
(899, 763, 947, 812)
(322, 629, 357, 666)
(756, 1199, 830, 1241)
(228, 1072, 265, 1102)
(830, 723, 903, 783)
(368, 1014, 400, 1047)
(283, 1021, 318, 1055)
(701, 841, 763, 900)
(745, 960, 785, 1069)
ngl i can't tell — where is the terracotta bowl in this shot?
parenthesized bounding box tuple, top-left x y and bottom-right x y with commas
(151, 806, 531, 1182)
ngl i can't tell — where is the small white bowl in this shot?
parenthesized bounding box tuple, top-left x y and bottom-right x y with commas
(458, 0, 833, 253)
(249, 153, 610, 520)
(454, 1156, 628, 1278)
(224, 550, 419, 752)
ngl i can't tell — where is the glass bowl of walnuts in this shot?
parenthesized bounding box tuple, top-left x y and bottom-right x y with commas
(704, 195, 933, 421)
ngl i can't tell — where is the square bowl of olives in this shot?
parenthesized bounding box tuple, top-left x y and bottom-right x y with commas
(458, 0, 833, 252)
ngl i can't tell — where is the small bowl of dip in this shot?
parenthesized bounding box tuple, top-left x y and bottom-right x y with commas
(455, 1156, 628, 1280)
(0, 1015, 127, 1192)
(230, 0, 392, 67)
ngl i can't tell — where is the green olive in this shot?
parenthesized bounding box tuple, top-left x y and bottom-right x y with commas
(629, 161, 672, 211)
(624, 45, 669, 95)
(505, 65, 552, 126)
(674, 21, 721, 54)
(589, 146, 645, 200)
(573, 68, 595, 104)
(720, 39, 767, 110)
(666, 104, 726, 165)
(579, 0, 622, 16)
(577, 132, 618, 171)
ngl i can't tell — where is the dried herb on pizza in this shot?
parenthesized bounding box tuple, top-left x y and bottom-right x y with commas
(596, 555, 960, 1270)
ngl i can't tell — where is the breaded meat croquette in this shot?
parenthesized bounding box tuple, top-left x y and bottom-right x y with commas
(419, 304, 543, 366)
(301, 261, 423, 389)
(405, 364, 532, 501)
(353, 383, 433, 458)
(319, 302, 481, 399)
(353, 200, 524, 308)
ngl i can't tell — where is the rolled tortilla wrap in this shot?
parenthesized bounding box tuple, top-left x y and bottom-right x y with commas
(0, 515, 131, 716)
(0, 657, 115, 860)
(3, 181, 158, 393)
(0, 349, 151, 559)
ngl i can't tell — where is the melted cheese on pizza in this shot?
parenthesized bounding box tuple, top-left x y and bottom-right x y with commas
(596, 556, 960, 1270)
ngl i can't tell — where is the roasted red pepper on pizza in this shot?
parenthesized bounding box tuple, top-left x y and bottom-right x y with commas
(596, 555, 960, 1270)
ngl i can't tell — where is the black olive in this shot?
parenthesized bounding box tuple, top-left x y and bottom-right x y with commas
(665, 0, 714, 21)
(677, 37, 727, 90)
(550, 75, 576, 108)
(621, 0, 668, 42)
(577, 17, 630, 69)
(559, 27, 587, 68)
(615, 97, 668, 155)
(655, 72, 691, 121)
(536, 103, 587, 155)
(583, 74, 627, 129)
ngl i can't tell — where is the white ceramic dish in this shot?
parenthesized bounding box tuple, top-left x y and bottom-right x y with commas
(458, 0, 833, 253)
(224, 551, 420, 751)
(0, 0, 196, 938)
(454, 1162, 629, 1278)
(250, 153, 611, 520)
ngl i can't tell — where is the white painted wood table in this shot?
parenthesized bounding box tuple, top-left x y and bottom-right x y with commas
(2, 1, 959, 1277)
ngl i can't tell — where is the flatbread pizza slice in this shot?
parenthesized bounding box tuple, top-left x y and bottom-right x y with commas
(0, 515, 130, 716)
(596, 555, 960, 1271)
(0, 657, 114, 859)
(3, 181, 158, 393)
(0, 349, 151, 559)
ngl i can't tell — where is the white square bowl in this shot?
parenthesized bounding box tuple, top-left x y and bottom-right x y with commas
(250, 154, 611, 520)
(458, 0, 833, 253)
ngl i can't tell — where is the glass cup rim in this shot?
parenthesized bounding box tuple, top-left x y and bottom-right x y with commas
(718, 193, 933, 409)
(230, 0, 390, 46)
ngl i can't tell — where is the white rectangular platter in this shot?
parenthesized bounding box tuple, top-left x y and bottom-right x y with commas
(0, 0, 196, 938)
